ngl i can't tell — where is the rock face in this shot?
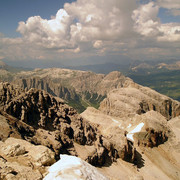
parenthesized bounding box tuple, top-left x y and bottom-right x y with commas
(14, 69, 131, 96)
(0, 137, 55, 180)
(0, 137, 55, 166)
(99, 85, 180, 120)
(81, 107, 169, 156)
(0, 82, 96, 156)
(0, 82, 136, 169)
(81, 107, 136, 163)
(127, 111, 169, 148)
(97, 84, 180, 150)
(81, 107, 180, 179)
(0, 68, 133, 112)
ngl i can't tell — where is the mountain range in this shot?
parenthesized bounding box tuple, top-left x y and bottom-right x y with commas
(0, 61, 180, 179)
(1, 59, 180, 103)
(67, 59, 180, 74)
(0, 62, 132, 112)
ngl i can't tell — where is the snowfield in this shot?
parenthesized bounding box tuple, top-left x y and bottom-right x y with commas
(127, 122, 144, 142)
(43, 154, 109, 180)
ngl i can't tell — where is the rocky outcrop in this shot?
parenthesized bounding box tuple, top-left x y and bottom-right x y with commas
(129, 111, 169, 148)
(0, 137, 55, 166)
(97, 84, 179, 149)
(0, 80, 180, 179)
(7, 69, 133, 112)
(99, 86, 180, 120)
(81, 107, 170, 160)
(14, 77, 79, 102)
(134, 129, 168, 148)
(0, 82, 136, 168)
(0, 82, 97, 160)
(81, 107, 136, 163)
(0, 113, 22, 141)
(81, 106, 180, 180)
(16, 70, 132, 96)
(0, 137, 55, 180)
(102, 127, 135, 163)
(0, 82, 24, 106)
(83, 108, 170, 149)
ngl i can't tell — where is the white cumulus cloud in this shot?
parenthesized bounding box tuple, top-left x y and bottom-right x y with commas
(17, 9, 75, 49)
(16, 0, 138, 52)
(158, 23, 180, 42)
(0, 0, 180, 63)
(132, 2, 160, 37)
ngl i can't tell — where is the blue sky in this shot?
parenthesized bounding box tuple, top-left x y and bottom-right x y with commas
(1, 0, 180, 37)
(0, 0, 180, 67)
(158, 8, 180, 23)
(0, 0, 75, 37)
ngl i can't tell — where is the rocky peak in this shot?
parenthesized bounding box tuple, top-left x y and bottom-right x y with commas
(0, 82, 24, 106)
(99, 85, 180, 120)
(4, 69, 133, 113)
(0, 82, 136, 167)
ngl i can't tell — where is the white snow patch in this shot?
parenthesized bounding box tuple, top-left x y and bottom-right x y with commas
(112, 118, 119, 123)
(127, 122, 144, 142)
(43, 154, 109, 180)
(127, 124, 132, 128)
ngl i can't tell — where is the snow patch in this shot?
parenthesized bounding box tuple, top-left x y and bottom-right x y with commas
(112, 118, 119, 123)
(127, 124, 132, 128)
(127, 122, 144, 142)
(43, 154, 109, 180)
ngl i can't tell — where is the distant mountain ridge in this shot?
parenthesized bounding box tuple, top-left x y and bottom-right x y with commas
(0, 60, 31, 73)
(0, 66, 133, 112)
(66, 59, 180, 74)
(0, 59, 180, 110)
(66, 60, 180, 101)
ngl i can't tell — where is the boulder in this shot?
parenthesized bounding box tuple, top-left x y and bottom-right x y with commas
(0, 137, 56, 180)
(0, 137, 55, 167)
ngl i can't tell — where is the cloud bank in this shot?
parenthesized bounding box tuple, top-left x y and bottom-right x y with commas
(0, 0, 180, 64)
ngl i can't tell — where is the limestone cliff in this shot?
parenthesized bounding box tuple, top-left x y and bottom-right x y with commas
(99, 85, 180, 120)
(0, 82, 136, 170)
(0, 68, 133, 112)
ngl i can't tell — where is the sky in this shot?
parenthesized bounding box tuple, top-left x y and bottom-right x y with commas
(0, 0, 180, 68)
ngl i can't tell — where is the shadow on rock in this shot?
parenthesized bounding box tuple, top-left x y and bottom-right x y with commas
(134, 150, 145, 169)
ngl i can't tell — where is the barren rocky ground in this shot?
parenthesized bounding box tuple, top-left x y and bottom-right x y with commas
(0, 68, 180, 180)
